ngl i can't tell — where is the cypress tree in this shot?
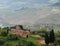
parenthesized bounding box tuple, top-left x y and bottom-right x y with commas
(45, 33, 49, 45)
(49, 29, 55, 43)
(7, 27, 9, 34)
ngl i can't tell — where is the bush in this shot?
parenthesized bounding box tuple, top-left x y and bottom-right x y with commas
(7, 34, 19, 41)
(5, 44, 11, 46)
(4, 43, 12, 46)
(0, 39, 5, 45)
(1, 31, 8, 36)
(28, 42, 37, 46)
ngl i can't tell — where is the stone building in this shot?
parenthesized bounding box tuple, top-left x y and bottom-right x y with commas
(10, 25, 30, 38)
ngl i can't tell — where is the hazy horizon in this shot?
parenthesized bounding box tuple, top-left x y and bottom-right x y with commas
(0, 0, 60, 27)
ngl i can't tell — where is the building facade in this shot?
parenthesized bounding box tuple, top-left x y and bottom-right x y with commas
(10, 25, 30, 38)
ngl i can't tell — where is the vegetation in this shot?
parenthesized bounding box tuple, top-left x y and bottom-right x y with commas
(0, 27, 60, 46)
(7, 34, 19, 41)
(49, 29, 55, 43)
(45, 33, 49, 45)
(1, 31, 8, 36)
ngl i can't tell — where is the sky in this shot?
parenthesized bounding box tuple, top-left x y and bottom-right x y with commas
(0, 0, 60, 27)
(0, 0, 59, 10)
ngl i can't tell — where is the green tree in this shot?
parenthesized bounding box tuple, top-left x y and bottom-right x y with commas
(45, 33, 49, 46)
(49, 29, 55, 43)
(7, 27, 9, 34)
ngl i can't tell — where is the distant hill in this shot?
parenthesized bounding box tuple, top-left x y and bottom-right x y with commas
(0, 6, 60, 28)
(52, 2, 60, 6)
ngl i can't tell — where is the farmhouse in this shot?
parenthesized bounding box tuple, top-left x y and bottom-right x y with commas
(10, 25, 30, 38)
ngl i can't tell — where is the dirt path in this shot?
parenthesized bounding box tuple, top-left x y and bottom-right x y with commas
(36, 39, 45, 44)
(31, 35, 45, 44)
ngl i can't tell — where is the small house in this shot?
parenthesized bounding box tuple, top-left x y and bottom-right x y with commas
(10, 25, 30, 38)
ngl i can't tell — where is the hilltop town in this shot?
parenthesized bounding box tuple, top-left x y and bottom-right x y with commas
(0, 25, 60, 46)
(10, 25, 30, 38)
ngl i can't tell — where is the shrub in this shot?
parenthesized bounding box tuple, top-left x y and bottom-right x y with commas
(0, 39, 5, 45)
(1, 31, 8, 36)
(4, 43, 12, 46)
(28, 42, 37, 46)
(7, 34, 19, 41)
